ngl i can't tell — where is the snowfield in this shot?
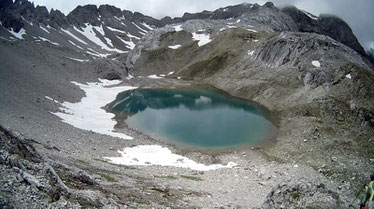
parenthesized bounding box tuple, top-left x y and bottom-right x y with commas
(52, 79, 137, 140)
(192, 32, 212, 47)
(105, 145, 237, 171)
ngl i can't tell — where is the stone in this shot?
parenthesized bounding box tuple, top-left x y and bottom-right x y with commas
(21, 171, 43, 189)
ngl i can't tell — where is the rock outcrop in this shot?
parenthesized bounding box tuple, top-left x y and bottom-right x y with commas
(282, 6, 367, 57)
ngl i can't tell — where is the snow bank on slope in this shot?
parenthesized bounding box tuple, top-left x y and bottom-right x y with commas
(37, 36, 60, 46)
(117, 36, 135, 49)
(61, 28, 87, 45)
(74, 24, 126, 53)
(311, 60, 321, 67)
(53, 79, 136, 139)
(192, 33, 212, 47)
(105, 145, 237, 171)
(168, 44, 181, 49)
(148, 75, 163, 79)
(107, 26, 126, 34)
(9, 28, 26, 39)
(40, 26, 50, 34)
(173, 25, 183, 32)
(65, 57, 90, 62)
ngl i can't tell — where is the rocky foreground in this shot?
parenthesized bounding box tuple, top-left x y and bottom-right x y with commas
(1, 1, 374, 209)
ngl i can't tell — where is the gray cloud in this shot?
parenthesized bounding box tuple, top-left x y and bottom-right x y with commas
(32, 0, 373, 51)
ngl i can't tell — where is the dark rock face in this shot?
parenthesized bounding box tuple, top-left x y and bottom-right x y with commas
(0, 0, 24, 32)
(98, 5, 122, 18)
(67, 5, 101, 27)
(317, 15, 366, 56)
(49, 9, 69, 29)
(282, 6, 318, 33)
(368, 49, 374, 64)
(160, 3, 255, 25)
(243, 3, 298, 32)
(282, 6, 367, 57)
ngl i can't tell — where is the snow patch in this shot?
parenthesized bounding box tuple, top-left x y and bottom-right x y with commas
(62, 28, 88, 45)
(8, 28, 26, 39)
(168, 71, 174, 75)
(345, 73, 352, 79)
(236, 19, 241, 23)
(192, 33, 212, 47)
(168, 44, 181, 49)
(311, 60, 321, 67)
(86, 48, 111, 58)
(132, 22, 148, 34)
(117, 36, 135, 50)
(66, 57, 89, 62)
(45, 96, 59, 103)
(227, 25, 237, 29)
(126, 74, 134, 80)
(106, 26, 126, 34)
(75, 25, 110, 49)
(248, 50, 255, 56)
(141, 22, 154, 31)
(148, 75, 163, 79)
(92, 24, 113, 47)
(105, 145, 237, 171)
(68, 40, 84, 50)
(246, 28, 257, 33)
(53, 79, 136, 139)
(37, 36, 60, 46)
(220, 28, 226, 32)
(74, 25, 127, 53)
(302, 10, 318, 20)
(173, 25, 183, 32)
(40, 26, 50, 34)
(126, 33, 140, 40)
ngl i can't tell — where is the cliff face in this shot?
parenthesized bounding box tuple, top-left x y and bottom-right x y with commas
(282, 6, 367, 57)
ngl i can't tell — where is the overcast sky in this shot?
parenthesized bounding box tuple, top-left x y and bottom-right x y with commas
(32, 0, 374, 51)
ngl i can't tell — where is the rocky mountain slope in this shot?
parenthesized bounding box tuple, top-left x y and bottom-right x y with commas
(0, 0, 373, 208)
(0, 0, 370, 60)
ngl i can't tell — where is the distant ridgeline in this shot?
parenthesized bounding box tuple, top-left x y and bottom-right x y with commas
(0, 0, 369, 60)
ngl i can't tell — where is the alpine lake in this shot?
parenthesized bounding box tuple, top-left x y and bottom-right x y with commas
(107, 86, 277, 149)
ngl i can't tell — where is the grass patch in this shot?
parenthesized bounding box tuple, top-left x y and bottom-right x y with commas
(292, 192, 301, 200)
(147, 47, 167, 61)
(151, 187, 171, 196)
(180, 175, 203, 181)
(93, 158, 137, 170)
(76, 159, 90, 166)
(182, 51, 234, 78)
(97, 173, 117, 182)
(155, 175, 178, 180)
(136, 201, 150, 205)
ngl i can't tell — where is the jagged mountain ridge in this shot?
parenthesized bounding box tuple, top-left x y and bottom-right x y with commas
(0, 0, 160, 57)
(0, 0, 370, 60)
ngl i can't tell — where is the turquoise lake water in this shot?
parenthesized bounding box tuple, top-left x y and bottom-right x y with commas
(108, 87, 276, 148)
